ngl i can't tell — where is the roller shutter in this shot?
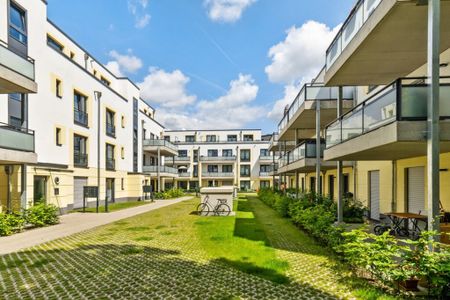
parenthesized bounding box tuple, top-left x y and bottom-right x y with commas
(369, 171, 380, 220)
(73, 177, 88, 209)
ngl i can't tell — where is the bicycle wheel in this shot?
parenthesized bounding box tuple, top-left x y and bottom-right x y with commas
(196, 203, 210, 216)
(410, 230, 421, 241)
(215, 204, 231, 216)
(396, 227, 409, 237)
(374, 225, 389, 236)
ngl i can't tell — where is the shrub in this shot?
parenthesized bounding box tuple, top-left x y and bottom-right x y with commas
(25, 203, 59, 227)
(153, 188, 185, 199)
(0, 213, 25, 236)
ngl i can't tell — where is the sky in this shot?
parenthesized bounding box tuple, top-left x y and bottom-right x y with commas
(47, 0, 355, 134)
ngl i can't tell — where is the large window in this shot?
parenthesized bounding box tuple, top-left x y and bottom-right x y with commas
(243, 134, 254, 141)
(222, 165, 232, 173)
(74, 91, 88, 126)
(260, 165, 271, 172)
(193, 149, 198, 162)
(227, 135, 237, 142)
(207, 165, 218, 173)
(185, 135, 195, 142)
(178, 150, 188, 157)
(222, 149, 233, 157)
(8, 93, 26, 128)
(240, 165, 250, 177)
(74, 135, 88, 167)
(240, 149, 251, 162)
(106, 109, 115, 138)
(9, 2, 27, 45)
(240, 181, 250, 191)
(260, 149, 269, 156)
(260, 181, 270, 189)
(206, 135, 217, 142)
(207, 149, 218, 157)
(106, 144, 115, 170)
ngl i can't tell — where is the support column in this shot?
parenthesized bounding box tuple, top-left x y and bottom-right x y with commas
(20, 164, 27, 210)
(157, 147, 161, 192)
(337, 87, 344, 223)
(427, 0, 441, 234)
(295, 170, 299, 198)
(315, 99, 321, 195)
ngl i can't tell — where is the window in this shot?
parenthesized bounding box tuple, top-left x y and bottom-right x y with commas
(206, 135, 216, 142)
(227, 135, 237, 142)
(164, 136, 170, 141)
(55, 127, 62, 146)
(343, 174, 350, 195)
(222, 165, 232, 173)
(207, 149, 218, 157)
(70, 52, 75, 60)
(106, 144, 115, 170)
(106, 109, 115, 138)
(121, 147, 125, 159)
(185, 135, 195, 142)
(243, 134, 254, 141)
(121, 178, 124, 190)
(47, 35, 64, 52)
(222, 149, 233, 157)
(9, 2, 27, 45)
(240, 149, 251, 162)
(260, 165, 271, 172)
(55, 79, 62, 98)
(193, 149, 198, 162)
(207, 165, 218, 173)
(8, 93, 26, 128)
(260, 149, 269, 157)
(93, 70, 98, 77)
(240, 181, 250, 191)
(178, 150, 188, 157)
(100, 76, 111, 86)
(74, 134, 88, 167)
(74, 91, 88, 126)
(260, 181, 270, 189)
(121, 115, 125, 128)
(240, 165, 250, 177)
(193, 165, 198, 177)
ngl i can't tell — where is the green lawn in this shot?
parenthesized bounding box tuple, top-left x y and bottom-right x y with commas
(69, 200, 148, 213)
(0, 194, 395, 299)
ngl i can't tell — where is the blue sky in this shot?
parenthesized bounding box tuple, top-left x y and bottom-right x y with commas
(48, 0, 354, 133)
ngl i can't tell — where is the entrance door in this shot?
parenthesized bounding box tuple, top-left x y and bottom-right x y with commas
(328, 175, 335, 200)
(369, 171, 380, 220)
(33, 176, 47, 204)
(407, 167, 425, 214)
(106, 178, 115, 203)
(73, 177, 88, 209)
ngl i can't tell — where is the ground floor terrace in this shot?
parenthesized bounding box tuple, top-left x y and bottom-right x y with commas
(0, 194, 391, 299)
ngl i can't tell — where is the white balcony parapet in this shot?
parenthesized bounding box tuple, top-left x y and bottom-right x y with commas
(143, 165, 178, 175)
(0, 122, 35, 152)
(202, 172, 234, 178)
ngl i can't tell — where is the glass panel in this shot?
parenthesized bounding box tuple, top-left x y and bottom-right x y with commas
(401, 86, 427, 118)
(326, 119, 341, 147)
(440, 85, 450, 117)
(10, 4, 26, 31)
(363, 88, 396, 131)
(0, 43, 34, 79)
(326, 35, 341, 69)
(342, 4, 363, 50)
(306, 86, 333, 101)
(364, 0, 382, 21)
(341, 108, 363, 142)
(0, 125, 34, 152)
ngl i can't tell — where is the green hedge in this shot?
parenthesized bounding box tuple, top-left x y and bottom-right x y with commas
(0, 203, 60, 236)
(153, 188, 185, 200)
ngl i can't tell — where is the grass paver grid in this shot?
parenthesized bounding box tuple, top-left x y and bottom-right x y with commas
(0, 195, 391, 299)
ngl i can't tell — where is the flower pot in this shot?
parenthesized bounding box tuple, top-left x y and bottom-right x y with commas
(403, 279, 419, 291)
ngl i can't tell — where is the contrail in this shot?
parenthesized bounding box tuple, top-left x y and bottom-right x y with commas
(185, 71, 228, 94)
(198, 26, 240, 70)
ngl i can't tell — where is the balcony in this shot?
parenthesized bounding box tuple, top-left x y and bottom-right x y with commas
(324, 0, 450, 86)
(143, 165, 178, 177)
(143, 139, 178, 156)
(200, 156, 236, 163)
(259, 171, 272, 177)
(0, 40, 37, 94)
(202, 172, 234, 178)
(268, 132, 296, 152)
(106, 123, 116, 138)
(74, 152, 88, 168)
(178, 172, 191, 178)
(74, 109, 88, 127)
(0, 123, 37, 164)
(324, 77, 450, 161)
(165, 156, 191, 165)
(259, 155, 274, 162)
(277, 140, 338, 174)
(277, 83, 354, 141)
(106, 158, 115, 171)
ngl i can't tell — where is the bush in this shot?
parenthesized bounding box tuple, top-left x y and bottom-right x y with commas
(153, 188, 185, 199)
(0, 213, 25, 236)
(25, 203, 59, 227)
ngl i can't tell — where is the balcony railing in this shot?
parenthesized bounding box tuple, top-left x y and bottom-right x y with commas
(74, 152, 88, 167)
(0, 39, 35, 80)
(278, 83, 354, 134)
(106, 158, 115, 171)
(325, 77, 450, 148)
(0, 122, 35, 152)
(259, 171, 271, 177)
(143, 139, 178, 152)
(74, 109, 88, 127)
(106, 123, 116, 137)
(259, 155, 274, 161)
(279, 140, 325, 168)
(178, 172, 191, 178)
(325, 0, 382, 70)
(200, 156, 236, 161)
(202, 172, 234, 178)
(142, 165, 178, 174)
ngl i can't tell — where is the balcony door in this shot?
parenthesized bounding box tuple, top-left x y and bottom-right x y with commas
(8, 1, 28, 57)
(8, 93, 27, 129)
(369, 170, 380, 220)
(33, 176, 47, 205)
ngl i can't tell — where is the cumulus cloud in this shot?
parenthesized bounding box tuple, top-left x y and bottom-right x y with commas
(140, 70, 264, 129)
(204, 0, 256, 23)
(105, 50, 143, 77)
(128, 0, 151, 29)
(265, 20, 341, 85)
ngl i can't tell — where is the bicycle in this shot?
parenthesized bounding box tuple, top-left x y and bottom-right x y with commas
(196, 195, 231, 216)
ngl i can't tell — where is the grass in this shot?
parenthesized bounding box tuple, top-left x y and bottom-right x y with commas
(69, 200, 148, 213)
(0, 194, 397, 299)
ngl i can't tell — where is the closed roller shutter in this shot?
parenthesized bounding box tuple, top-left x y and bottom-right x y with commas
(407, 167, 425, 214)
(73, 177, 88, 209)
(369, 171, 380, 220)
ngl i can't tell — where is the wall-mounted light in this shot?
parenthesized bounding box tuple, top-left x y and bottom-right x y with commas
(440, 63, 449, 68)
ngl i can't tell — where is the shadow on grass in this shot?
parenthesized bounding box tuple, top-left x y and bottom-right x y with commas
(233, 198, 268, 244)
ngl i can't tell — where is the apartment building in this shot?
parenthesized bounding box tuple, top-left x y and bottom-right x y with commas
(162, 130, 276, 191)
(0, 0, 173, 212)
(272, 0, 450, 235)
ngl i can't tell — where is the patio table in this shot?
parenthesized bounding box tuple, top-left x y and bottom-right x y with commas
(385, 212, 428, 239)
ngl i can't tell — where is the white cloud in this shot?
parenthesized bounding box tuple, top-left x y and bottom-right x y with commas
(105, 50, 143, 77)
(128, 0, 151, 29)
(139, 68, 197, 108)
(140, 70, 265, 130)
(267, 84, 300, 122)
(204, 0, 256, 23)
(265, 20, 341, 85)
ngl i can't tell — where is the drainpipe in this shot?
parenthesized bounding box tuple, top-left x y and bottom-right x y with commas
(5, 166, 13, 213)
(337, 87, 344, 223)
(392, 160, 397, 212)
(94, 91, 103, 213)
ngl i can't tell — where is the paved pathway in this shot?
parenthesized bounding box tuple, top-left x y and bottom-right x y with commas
(0, 196, 192, 255)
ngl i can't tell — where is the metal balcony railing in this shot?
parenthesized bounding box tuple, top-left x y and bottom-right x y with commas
(0, 122, 35, 152)
(200, 156, 236, 161)
(143, 165, 178, 174)
(278, 140, 325, 168)
(325, 77, 450, 148)
(74, 152, 88, 167)
(106, 123, 116, 137)
(74, 109, 88, 127)
(143, 139, 178, 152)
(0, 39, 35, 80)
(106, 158, 115, 170)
